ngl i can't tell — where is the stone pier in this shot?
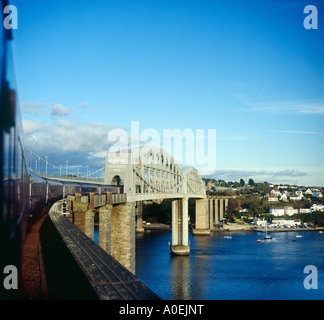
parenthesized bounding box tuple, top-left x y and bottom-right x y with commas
(73, 202, 95, 240)
(219, 199, 223, 221)
(98, 202, 137, 274)
(171, 198, 190, 256)
(206, 196, 232, 227)
(98, 204, 112, 254)
(213, 198, 218, 225)
(209, 198, 214, 229)
(110, 202, 136, 274)
(135, 201, 144, 233)
(193, 198, 210, 235)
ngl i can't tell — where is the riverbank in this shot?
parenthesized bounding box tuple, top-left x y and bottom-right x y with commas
(142, 222, 254, 233)
(143, 223, 171, 231)
(216, 223, 254, 232)
(252, 226, 324, 232)
(141, 222, 324, 233)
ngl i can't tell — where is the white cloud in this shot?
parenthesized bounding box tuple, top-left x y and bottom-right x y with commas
(80, 101, 89, 108)
(51, 104, 74, 116)
(24, 120, 117, 158)
(21, 102, 48, 115)
(244, 99, 324, 115)
(298, 105, 324, 114)
(203, 169, 310, 183)
(272, 130, 319, 135)
(22, 119, 50, 134)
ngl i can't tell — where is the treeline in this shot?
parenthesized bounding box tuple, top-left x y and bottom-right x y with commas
(204, 178, 256, 188)
(142, 199, 196, 224)
(227, 196, 269, 217)
(226, 196, 324, 227)
(294, 211, 324, 227)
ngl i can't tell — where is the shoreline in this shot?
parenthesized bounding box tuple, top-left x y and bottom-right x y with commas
(140, 223, 324, 234)
(252, 226, 324, 233)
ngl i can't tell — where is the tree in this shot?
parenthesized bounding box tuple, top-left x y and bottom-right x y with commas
(248, 178, 255, 186)
(227, 198, 239, 214)
(239, 178, 245, 187)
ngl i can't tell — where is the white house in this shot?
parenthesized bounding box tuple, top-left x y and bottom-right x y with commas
(270, 189, 281, 196)
(295, 190, 304, 197)
(311, 204, 324, 212)
(299, 208, 311, 214)
(289, 194, 303, 201)
(269, 208, 285, 216)
(284, 207, 299, 216)
(272, 218, 301, 227)
(313, 192, 323, 198)
(304, 188, 312, 195)
(267, 194, 279, 201)
(279, 193, 288, 202)
(253, 218, 267, 227)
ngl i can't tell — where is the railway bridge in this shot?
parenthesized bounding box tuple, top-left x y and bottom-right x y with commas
(28, 146, 230, 274)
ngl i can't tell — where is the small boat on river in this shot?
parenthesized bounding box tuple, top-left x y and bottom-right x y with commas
(264, 226, 272, 240)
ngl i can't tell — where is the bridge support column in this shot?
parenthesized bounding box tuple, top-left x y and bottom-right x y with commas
(224, 198, 229, 218)
(111, 202, 136, 274)
(98, 205, 112, 253)
(214, 199, 220, 224)
(135, 201, 144, 233)
(171, 198, 190, 256)
(209, 199, 214, 229)
(193, 199, 210, 236)
(74, 210, 95, 240)
(219, 199, 224, 222)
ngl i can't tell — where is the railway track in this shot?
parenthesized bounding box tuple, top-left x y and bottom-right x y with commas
(48, 213, 160, 300)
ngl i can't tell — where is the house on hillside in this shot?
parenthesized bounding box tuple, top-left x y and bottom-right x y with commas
(270, 189, 281, 196)
(271, 218, 301, 228)
(253, 218, 267, 227)
(267, 194, 279, 202)
(269, 208, 285, 216)
(284, 206, 299, 216)
(295, 190, 304, 197)
(289, 193, 303, 201)
(279, 193, 288, 202)
(313, 191, 323, 198)
(311, 204, 324, 212)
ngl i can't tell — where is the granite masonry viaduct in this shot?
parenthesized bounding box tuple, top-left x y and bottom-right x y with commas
(37, 146, 230, 275)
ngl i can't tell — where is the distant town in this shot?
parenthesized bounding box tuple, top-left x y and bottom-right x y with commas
(203, 178, 324, 228)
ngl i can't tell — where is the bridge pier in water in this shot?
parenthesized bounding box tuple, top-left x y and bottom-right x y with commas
(170, 198, 190, 256)
(135, 201, 144, 233)
(110, 202, 136, 274)
(193, 198, 211, 235)
(98, 202, 136, 274)
(206, 196, 230, 230)
(192, 196, 231, 235)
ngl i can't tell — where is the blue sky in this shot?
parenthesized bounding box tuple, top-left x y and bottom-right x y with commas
(9, 0, 324, 186)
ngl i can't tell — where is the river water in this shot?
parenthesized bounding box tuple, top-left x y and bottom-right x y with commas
(94, 229, 324, 300)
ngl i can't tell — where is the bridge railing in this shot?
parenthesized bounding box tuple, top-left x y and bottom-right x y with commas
(37, 172, 105, 184)
(110, 193, 127, 205)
